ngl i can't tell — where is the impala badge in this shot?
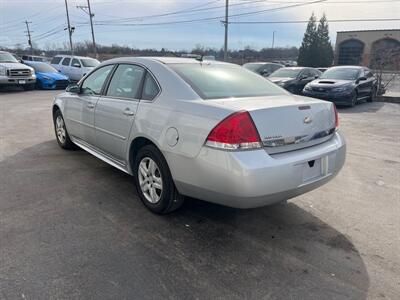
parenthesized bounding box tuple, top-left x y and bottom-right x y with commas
(304, 116, 312, 124)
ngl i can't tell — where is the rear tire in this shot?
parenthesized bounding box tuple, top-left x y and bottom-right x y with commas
(53, 110, 76, 150)
(133, 145, 184, 214)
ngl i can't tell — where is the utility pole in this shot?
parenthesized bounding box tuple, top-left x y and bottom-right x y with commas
(24, 21, 33, 54)
(77, 0, 97, 58)
(271, 30, 276, 60)
(64, 0, 74, 54)
(272, 31, 276, 49)
(223, 0, 229, 61)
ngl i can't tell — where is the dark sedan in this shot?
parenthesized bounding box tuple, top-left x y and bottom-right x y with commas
(268, 67, 321, 94)
(243, 62, 283, 77)
(302, 66, 377, 107)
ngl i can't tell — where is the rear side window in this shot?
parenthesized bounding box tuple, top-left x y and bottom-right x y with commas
(106, 64, 145, 99)
(141, 72, 160, 100)
(62, 58, 71, 66)
(170, 64, 284, 100)
(51, 57, 62, 64)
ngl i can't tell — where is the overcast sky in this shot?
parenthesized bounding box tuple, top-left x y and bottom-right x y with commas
(0, 0, 399, 50)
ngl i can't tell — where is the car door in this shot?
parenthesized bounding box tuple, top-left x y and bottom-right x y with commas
(94, 64, 146, 163)
(60, 57, 71, 77)
(64, 64, 114, 146)
(297, 69, 313, 93)
(357, 69, 371, 97)
(70, 58, 82, 81)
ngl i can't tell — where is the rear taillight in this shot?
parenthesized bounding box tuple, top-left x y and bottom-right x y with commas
(333, 104, 339, 129)
(205, 111, 262, 150)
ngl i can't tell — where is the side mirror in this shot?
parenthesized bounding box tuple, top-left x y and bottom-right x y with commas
(72, 63, 81, 68)
(66, 83, 80, 94)
(300, 75, 308, 80)
(358, 76, 367, 81)
(314, 75, 319, 79)
(260, 71, 270, 77)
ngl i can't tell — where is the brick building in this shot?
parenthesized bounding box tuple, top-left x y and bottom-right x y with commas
(335, 29, 400, 69)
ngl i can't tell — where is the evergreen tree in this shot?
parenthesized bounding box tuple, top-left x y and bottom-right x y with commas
(316, 13, 334, 67)
(297, 13, 317, 67)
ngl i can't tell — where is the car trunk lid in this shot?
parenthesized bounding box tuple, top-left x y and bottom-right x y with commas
(212, 95, 336, 154)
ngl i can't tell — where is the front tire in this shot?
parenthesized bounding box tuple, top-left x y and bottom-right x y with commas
(349, 91, 357, 107)
(53, 110, 75, 150)
(133, 145, 184, 214)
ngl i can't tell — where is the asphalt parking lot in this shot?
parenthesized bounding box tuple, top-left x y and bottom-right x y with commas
(0, 89, 399, 300)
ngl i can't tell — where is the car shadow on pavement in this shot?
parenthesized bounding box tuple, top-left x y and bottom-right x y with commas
(0, 141, 369, 300)
(337, 101, 386, 113)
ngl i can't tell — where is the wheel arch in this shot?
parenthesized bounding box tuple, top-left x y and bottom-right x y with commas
(52, 104, 61, 119)
(128, 136, 163, 174)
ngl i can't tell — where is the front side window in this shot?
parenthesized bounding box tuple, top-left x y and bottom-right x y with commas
(142, 72, 160, 100)
(170, 63, 284, 100)
(106, 64, 145, 99)
(71, 58, 81, 68)
(62, 58, 71, 66)
(81, 65, 114, 96)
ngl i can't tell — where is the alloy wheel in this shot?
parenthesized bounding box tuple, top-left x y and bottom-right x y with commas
(55, 116, 66, 144)
(138, 157, 163, 204)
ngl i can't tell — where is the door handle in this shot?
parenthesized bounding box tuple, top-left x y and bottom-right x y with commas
(87, 102, 95, 109)
(123, 108, 135, 116)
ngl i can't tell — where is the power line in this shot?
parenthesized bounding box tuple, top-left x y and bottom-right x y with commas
(87, 0, 328, 27)
(228, 18, 400, 24)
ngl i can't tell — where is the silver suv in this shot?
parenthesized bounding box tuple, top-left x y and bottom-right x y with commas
(0, 51, 36, 90)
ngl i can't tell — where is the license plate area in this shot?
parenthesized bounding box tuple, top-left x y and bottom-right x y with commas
(302, 156, 328, 183)
(18, 80, 26, 84)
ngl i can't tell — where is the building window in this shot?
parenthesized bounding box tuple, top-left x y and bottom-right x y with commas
(370, 38, 400, 70)
(338, 39, 364, 65)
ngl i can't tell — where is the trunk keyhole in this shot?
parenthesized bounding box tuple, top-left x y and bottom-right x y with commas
(308, 160, 315, 168)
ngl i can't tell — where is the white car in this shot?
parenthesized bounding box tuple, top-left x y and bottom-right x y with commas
(53, 57, 346, 214)
(50, 55, 100, 81)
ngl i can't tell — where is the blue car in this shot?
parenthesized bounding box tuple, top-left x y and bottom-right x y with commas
(24, 61, 70, 90)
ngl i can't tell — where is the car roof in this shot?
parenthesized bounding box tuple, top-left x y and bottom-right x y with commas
(102, 56, 230, 66)
(54, 55, 96, 60)
(328, 65, 364, 69)
(24, 61, 49, 66)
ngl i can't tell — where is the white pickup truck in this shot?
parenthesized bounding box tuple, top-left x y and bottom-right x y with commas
(0, 51, 36, 90)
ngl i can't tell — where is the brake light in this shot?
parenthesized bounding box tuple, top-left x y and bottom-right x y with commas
(205, 111, 262, 150)
(333, 104, 339, 129)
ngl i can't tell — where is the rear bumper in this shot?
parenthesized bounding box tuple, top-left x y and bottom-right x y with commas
(168, 132, 346, 208)
(302, 90, 353, 105)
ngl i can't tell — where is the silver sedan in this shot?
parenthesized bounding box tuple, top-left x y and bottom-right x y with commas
(53, 57, 346, 214)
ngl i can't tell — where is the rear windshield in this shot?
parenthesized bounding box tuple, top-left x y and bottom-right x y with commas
(270, 68, 301, 78)
(243, 63, 262, 72)
(321, 68, 360, 80)
(81, 58, 100, 67)
(169, 63, 284, 100)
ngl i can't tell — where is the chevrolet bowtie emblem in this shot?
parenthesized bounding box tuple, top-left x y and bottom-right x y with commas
(304, 116, 312, 124)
